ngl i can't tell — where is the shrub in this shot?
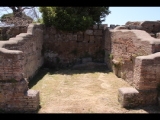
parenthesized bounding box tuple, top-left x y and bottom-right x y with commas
(39, 7, 110, 32)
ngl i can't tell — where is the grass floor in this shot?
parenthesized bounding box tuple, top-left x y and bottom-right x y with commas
(29, 68, 160, 113)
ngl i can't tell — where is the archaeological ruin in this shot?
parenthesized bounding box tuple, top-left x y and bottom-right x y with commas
(0, 20, 160, 112)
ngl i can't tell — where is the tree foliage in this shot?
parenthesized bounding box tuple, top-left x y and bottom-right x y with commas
(39, 7, 111, 32)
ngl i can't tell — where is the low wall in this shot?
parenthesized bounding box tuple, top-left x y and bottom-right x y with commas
(105, 26, 160, 107)
(0, 23, 43, 112)
(133, 52, 160, 90)
(105, 29, 158, 84)
(0, 24, 43, 81)
(0, 81, 39, 112)
(125, 21, 160, 38)
(43, 24, 107, 68)
(0, 26, 27, 40)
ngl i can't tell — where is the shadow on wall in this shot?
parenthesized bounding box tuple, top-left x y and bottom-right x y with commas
(0, 26, 27, 40)
(42, 24, 108, 69)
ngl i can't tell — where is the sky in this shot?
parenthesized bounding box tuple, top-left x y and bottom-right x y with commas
(102, 7, 160, 26)
(1, 7, 160, 27)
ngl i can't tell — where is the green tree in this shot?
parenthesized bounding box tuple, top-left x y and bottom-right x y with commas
(39, 7, 111, 32)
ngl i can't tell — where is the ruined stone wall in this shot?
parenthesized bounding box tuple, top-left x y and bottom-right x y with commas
(43, 24, 107, 68)
(118, 53, 160, 108)
(129, 53, 160, 106)
(133, 53, 160, 90)
(105, 26, 160, 107)
(0, 82, 39, 112)
(140, 21, 160, 33)
(125, 21, 160, 38)
(2, 20, 160, 110)
(0, 26, 27, 40)
(0, 23, 43, 112)
(105, 29, 158, 84)
(0, 24, 43, 80)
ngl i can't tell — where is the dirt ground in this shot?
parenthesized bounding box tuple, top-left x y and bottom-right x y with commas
(29, 68, 160, 113)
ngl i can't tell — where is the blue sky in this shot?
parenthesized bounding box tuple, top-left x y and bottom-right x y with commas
(1, 7, 160, 27)
(102, 7, 160, 26)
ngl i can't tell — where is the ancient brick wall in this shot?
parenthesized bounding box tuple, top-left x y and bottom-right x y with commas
(0, 24, 43, 80)
(140, 21, 160, 33)
(125, 21, 160, 38)
(43, 24, 107, 68)
(105, 29, 157, 84)
(0, 81, 39, 112)
(2, 20, 160, 111)
(0, 23, 43, 112)
(105, 26, 160, 107)
(118, 53, 160, 107)
(133, 53, 160, 90)
(0, 26, 27, 40)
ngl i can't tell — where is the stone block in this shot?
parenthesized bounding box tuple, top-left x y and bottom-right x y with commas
(139, 58, 154, 66)
(158, 97, 160, 106)
(93, 25, 98, 29)
(135, 81, 157, 90)
(84, 34, 90, 41)
(94, 30, 103, 35)
(99, 24, 107, 29)
(50, 27, 56, 34)
(27, 89, 39, 99)
(156, 65, 160, 82)
(0, 93, 5, 102)
(156, 32, 160, 38)
(72, 35, 77, 41)
(137, 89, 157, 105)
(67, 34, 72, 41)
(118, 87, 139, 108)
(85, 30, 93, 35)
(77, 31, 83, 35)
(82, 57, 92, 64)
(77, 35, 83, 42)
(90, 36, 95, 41)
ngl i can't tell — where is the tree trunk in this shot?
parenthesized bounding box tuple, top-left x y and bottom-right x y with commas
(9, 6, 23, 18)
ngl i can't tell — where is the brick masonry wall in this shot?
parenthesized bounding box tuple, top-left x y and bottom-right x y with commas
(125, 21, 160, 38)
(105, 27, 160, 107)
(0, 24, 43, 81)
(132, 51, 160, 106)
(0, 23, 43, 112)
(140, 21, 160, 33)
(1, 21, 160, 111)
(43, 24, 107, 68)
(0, 26, 27, 40)
(0, 81, 39, 112)
(133, 52, 160, 90)
(105, 29, 155, 84)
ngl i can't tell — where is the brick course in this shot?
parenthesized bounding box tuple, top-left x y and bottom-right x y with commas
(0, 23, 43, 112)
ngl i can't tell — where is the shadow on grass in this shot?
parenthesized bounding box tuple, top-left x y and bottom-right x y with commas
(28, 67, 160, 113)
(28, 66, 110, 113)
(28, 65, 110, 89)
(48, 67, 110, 75)
(28, 68, 49, 88)
(124, 105, 160, 113)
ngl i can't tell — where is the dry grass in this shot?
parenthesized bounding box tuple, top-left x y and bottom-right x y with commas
(29, 68, 160, 113)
